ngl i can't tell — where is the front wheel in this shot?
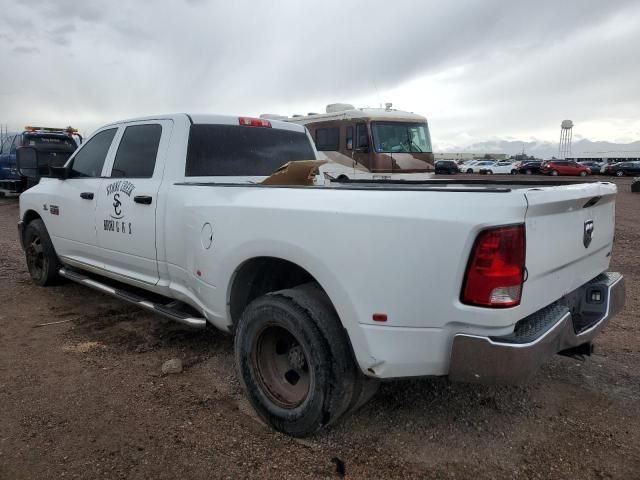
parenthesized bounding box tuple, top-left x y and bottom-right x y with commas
(615, 170, 625, 177)
(525, 169, 532, 175)
(23, 219, 60, 286)
(550, 170, 559, 176)
(580, 170, 587, 177)
(466, 169, 473, 174)
(511, 169, 518, 175)
(234, 284, 368, 437)
(486, 170, 493, 175)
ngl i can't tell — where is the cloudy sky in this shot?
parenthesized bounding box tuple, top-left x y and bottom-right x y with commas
(1, 0, 639, 150)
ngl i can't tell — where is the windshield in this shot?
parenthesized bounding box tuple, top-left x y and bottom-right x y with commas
(371, 122, 432, 153)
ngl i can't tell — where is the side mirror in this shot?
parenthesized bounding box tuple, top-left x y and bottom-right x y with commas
(16, 147, 39, 179)
(16, 147, 68, 180)
(49, 165, 69, 179)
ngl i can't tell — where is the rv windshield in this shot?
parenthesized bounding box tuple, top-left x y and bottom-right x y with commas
(371, 122, 431, 154)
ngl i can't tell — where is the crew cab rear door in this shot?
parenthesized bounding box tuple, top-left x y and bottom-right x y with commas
(96, 120, 173, 285)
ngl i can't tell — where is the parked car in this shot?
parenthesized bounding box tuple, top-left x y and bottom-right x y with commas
(604, 161, 640, 177)
(541, 160, 591, 176)
(479, 161, 518, 175)
(17, 113, 625, 437)
(459, 160, 477, 170)
(515, 161, 543, 175)
(434, 160, 460, 174)
(579, 161, 606, 174)
(464, 160, 496, 173)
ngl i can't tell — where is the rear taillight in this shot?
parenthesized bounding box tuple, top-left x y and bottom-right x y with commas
(238, 117, 272, 128)
(461, 224, 525, 308)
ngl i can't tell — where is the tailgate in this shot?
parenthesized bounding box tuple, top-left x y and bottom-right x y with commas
(521, 182, 616, 313)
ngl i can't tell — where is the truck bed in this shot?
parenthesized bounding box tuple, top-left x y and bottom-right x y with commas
(328, 177, 605, 192)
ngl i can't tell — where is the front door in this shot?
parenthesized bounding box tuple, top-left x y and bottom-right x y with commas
(96, 120, 173, 285)
(47, 127, 119, 269)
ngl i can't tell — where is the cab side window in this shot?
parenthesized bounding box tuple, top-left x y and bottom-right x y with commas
(315, 127, 339, 151)
(110, 124, 162, 178)
(345, 126, 353, 150)
(70, 128, 117, 178)
(356, 123, 369, 150)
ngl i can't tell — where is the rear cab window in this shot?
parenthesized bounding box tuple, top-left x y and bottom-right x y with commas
(185, 124, 315, 177)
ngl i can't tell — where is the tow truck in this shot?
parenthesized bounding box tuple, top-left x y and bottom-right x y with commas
(0, 126, 81, 194)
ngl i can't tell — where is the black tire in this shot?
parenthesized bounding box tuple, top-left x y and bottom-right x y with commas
(234, 283, 360, 437)
(486, 170, 493, 175)
(511, 169, 518, 175)
(550, 170, 559, 176)
(615, 170, 624, 177)
(525, 169, 532, 175)
(580, 170, 587, 177)
(23, 219, 60, 286)
(466, 169, 473, 174)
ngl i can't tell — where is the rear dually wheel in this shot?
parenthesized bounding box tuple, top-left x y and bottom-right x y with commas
(234, 283, 373, 437)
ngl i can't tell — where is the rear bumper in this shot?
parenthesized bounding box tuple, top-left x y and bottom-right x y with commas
(449, 272, 625, 383)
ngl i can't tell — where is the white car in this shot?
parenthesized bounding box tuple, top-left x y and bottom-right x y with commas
(479, 161, 518, 175)
(16, 113, 625, 437)
(464, 160, 496, 173)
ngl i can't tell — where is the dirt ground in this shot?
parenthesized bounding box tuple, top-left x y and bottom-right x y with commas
(1, 177, 638, 479)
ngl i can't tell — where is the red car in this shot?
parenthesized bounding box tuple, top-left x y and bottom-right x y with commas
(541, 160, 591, 176)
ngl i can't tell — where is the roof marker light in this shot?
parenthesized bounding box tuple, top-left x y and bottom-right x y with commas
(238, 117, 272, 128)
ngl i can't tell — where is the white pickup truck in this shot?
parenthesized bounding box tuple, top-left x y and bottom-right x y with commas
(17, 114, 625, 437)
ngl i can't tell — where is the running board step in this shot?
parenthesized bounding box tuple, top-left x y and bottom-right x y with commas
(59, 268, 207, 329)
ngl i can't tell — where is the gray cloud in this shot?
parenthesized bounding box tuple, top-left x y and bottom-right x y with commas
(12, 46, 39, 54)
(0, 0, 638, 147)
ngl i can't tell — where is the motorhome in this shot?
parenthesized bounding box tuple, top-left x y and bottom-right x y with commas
(262, 103, 434, 179)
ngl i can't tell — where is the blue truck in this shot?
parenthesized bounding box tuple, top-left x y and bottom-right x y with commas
(0, 126, 81, 194)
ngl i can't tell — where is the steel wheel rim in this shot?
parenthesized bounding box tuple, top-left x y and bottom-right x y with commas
(26, 235, 45, 279)
(252, 324, 311, 409)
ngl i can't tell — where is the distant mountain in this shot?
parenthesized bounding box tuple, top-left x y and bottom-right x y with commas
(437, 139, 640, 159)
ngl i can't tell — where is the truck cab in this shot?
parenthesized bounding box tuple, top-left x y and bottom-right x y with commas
(0, 126, 81, 193)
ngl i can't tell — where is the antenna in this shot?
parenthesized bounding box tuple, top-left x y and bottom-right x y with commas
(372, 79, 382, 109)
(559, 120, 574, 159)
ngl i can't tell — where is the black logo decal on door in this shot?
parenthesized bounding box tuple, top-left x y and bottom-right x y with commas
(112, 193, 123, 219)
(104, 180, 135, 234)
